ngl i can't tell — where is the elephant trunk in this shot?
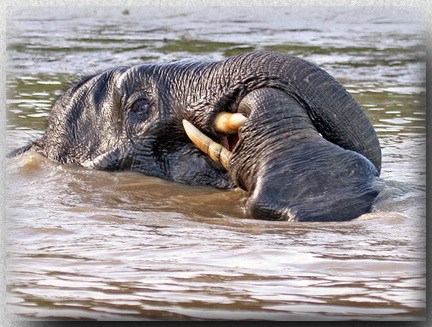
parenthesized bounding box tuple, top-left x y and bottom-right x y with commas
(229, 88, 379, 221)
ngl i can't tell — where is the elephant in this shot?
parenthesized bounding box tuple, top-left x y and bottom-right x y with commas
(9, 51, 382, 222)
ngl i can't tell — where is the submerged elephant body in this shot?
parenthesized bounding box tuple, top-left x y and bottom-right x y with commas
(12, 51, 382, 221)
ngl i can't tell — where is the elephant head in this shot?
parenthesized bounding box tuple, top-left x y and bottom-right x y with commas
(17, 51, 381, 221)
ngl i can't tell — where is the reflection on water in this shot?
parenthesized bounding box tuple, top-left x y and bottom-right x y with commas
(5, 7, 426, 321)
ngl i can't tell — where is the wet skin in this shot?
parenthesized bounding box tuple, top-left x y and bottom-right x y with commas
(10, 51, 381, 221)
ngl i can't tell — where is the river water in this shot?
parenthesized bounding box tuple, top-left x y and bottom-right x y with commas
(4, 7, 426, 321)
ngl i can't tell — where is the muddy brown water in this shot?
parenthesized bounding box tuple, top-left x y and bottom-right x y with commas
(4, 7, 426, 320)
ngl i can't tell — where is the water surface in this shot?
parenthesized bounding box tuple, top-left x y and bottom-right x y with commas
(5, 7, 426, 321)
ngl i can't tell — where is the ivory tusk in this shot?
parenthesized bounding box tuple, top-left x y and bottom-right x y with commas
(214, 112, 247, 134)
(182, 119, 232, 170)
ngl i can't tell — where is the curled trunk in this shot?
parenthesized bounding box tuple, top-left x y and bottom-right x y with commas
(229, 88, 379, 221)
(205, 52, 382, 174)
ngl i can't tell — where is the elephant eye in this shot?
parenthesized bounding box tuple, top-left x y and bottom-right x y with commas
(130, 98, 151, 120)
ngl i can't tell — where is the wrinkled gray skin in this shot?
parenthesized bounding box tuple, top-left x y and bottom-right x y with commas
(11, 51, 382, 221)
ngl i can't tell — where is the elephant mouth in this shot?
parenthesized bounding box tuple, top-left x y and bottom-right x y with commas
(182, 111, 247, 170)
